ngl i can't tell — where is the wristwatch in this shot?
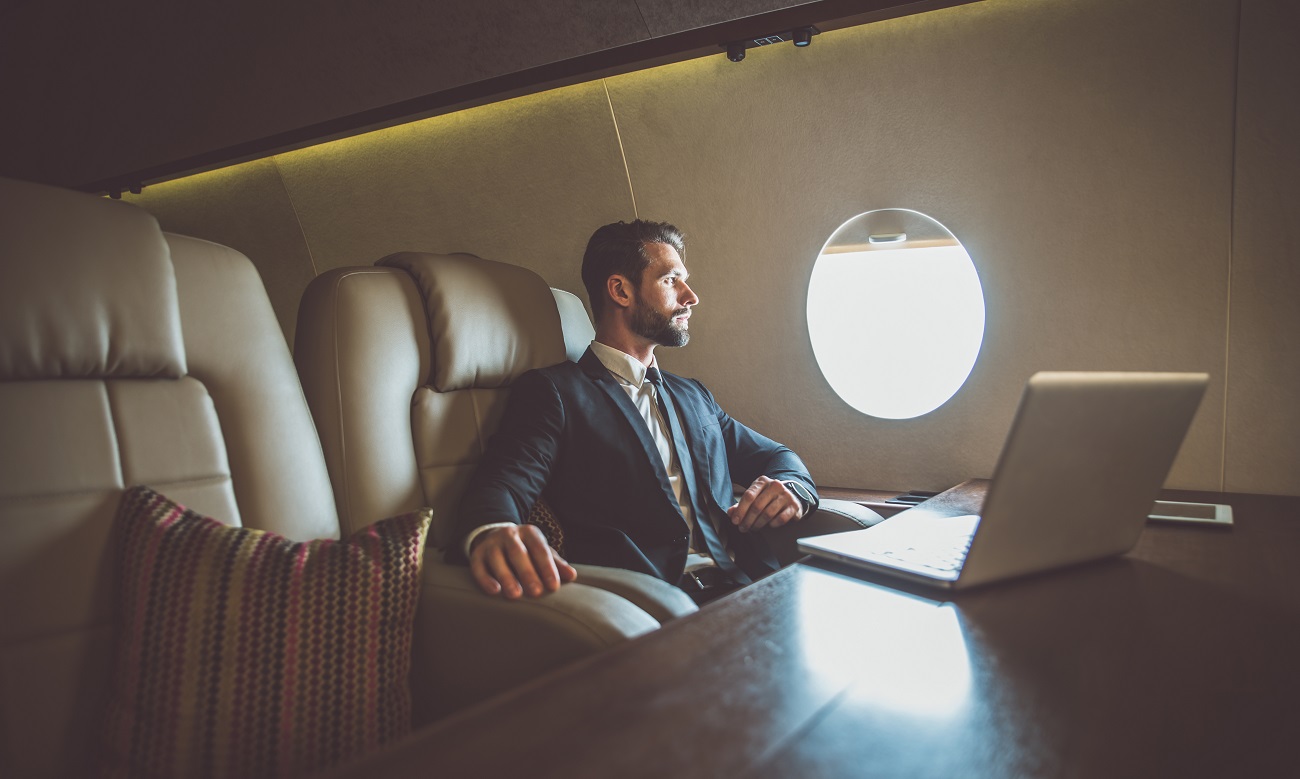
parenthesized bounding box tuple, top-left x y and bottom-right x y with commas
(782, 481, 816, 517)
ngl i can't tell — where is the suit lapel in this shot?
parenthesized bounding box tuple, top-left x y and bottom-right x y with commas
(664, 374, 715, 511)
(578, 349, 684, 518)
(661, 389, 706, 519)
(580, 352, 777, 580)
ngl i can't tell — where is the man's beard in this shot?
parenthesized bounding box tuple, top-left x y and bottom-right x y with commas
(631, 298, 691, 348)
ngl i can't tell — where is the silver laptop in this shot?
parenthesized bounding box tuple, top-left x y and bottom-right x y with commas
(798, 372, 1209, 590)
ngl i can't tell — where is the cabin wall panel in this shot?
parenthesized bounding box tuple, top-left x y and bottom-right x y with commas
(117, 0, 1300, 495)
(269, 81, 636, 302)
(612, 0, 1236, 491)
(1224, 0, 1300, 495)
(122, 160, 317, 345)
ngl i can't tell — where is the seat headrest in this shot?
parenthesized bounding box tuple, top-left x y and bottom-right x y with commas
(377, 252, 566, 392)
(0, 177, 186, 380)
(552, 288, 595, 363)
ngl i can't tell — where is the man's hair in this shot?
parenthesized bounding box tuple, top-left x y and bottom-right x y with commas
(581, 219, 686, 318)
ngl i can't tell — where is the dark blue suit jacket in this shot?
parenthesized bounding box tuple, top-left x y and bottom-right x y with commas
(455, 348, 820, 584)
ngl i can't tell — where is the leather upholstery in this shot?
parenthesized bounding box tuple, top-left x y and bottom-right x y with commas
(551, 288, 594, 363)
(0, 173, 883, 779)
(293, 266, 431, 539)
(293, 253, 625, 550)
(377, 251, 567, 392)
(296, 251, 697, 720)
(0, 173, 883, 778)
(0, 177, 339, 777)
(171, 233, 340, 541)
(0, 178, 185, 380)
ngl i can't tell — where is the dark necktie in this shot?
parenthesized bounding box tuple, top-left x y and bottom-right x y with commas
(645, 367, 749, 584)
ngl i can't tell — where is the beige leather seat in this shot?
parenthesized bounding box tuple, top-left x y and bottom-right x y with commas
(293, 251, 884, 719)
(294, 252, 701, 720)
(0, 177, 690, 776)
(0, 176, 343, 777)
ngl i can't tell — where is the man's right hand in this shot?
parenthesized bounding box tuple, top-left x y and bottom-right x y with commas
(468, 524, 578, 598)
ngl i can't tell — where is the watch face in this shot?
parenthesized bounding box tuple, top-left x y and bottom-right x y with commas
(784, 481, 813, 511)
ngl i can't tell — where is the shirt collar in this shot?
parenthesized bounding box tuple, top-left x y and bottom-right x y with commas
(589, 340, 657, 388)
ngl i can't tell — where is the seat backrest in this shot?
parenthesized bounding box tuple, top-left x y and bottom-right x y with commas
(0, 177, 339, 778)
(295, 251, 593, 549)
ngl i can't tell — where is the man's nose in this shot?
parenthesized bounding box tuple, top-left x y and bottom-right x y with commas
(682, 283, 699, 307)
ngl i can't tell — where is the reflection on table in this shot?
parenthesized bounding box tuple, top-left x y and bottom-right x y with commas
(329, 487, 1300, 779)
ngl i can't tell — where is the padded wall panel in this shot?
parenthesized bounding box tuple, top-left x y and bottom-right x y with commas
(273, 81, 634, 301)
(610, 0, 1236, 491)
(1223, 0, 1300, 495)
(124, 159, 318, 344)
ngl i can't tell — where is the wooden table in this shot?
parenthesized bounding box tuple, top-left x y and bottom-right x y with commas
(331, 482, 1300, 778)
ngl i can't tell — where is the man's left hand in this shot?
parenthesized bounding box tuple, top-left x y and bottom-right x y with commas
(728, 475, 805, 533)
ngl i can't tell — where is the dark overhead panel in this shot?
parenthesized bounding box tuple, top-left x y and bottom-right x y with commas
(0, 0, 980, 194)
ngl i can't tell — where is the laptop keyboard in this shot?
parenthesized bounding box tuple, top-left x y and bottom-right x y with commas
(876, 534, 974, 573)
(865, 518, 979, 574)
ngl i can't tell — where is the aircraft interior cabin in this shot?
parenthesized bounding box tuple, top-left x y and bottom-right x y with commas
(2, 0, 1298, 776)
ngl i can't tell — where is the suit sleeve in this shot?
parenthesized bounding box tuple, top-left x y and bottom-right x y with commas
(452, 370, 565, 554)
(692, 379, 820, 513)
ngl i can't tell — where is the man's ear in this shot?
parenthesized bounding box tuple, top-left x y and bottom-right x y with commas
(606, 274, 634, 310)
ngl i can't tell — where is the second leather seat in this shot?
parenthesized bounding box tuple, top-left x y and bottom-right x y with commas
(294, 251, 697, 722)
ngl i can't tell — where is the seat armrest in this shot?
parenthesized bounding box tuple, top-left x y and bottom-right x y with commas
(569, 564, 696, 622)
(410, 562, 694, 723)
(807, 498, 887, 530)
(763, 498, 886, 566)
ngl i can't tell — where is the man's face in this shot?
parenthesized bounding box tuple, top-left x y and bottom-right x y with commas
(630, 242, 699, 348)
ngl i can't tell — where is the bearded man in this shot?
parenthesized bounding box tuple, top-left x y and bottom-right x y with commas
(454, 220, 819, 604)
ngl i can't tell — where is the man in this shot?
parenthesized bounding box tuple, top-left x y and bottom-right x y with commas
(455, 219, 819, 603)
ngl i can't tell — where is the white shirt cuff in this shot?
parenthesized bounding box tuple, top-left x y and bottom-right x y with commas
(463, 522, 518, 558)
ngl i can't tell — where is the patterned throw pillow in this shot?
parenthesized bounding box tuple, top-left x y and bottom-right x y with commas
(527, 496, 565, 556)
(101, 486, 432, 779)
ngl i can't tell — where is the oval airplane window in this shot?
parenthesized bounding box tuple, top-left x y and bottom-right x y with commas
(807, 209, 985, 419)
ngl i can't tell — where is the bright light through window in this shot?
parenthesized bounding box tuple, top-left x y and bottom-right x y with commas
(807, 210, 985, 419)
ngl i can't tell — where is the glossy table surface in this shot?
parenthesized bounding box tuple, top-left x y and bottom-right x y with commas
(332, 482, 1300, 778)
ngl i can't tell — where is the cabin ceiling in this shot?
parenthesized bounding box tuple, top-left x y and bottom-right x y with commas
(0, 0, 974, 192)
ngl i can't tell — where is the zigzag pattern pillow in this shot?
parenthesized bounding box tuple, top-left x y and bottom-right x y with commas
(101, 486, 432, 779)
